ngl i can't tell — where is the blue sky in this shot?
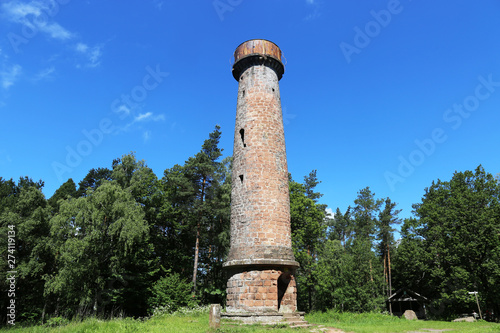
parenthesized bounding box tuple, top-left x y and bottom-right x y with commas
(1, 0, 499, 223)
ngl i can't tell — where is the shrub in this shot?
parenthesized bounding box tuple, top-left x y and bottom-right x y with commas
(148, 271, 197, 314)
(44, 316, 70, 327)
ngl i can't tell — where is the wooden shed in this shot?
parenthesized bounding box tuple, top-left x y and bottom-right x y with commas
(387, 288, 429, 319)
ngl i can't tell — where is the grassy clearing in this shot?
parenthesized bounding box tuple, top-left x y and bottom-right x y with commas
(0, 307, 309, 333)
(2, 309, 499, 333)
(306, 310, 500, 333)
(0, 316, 310, 333)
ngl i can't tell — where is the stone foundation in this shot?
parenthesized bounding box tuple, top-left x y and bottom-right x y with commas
(226, 267, 297, 313)
(221, 311, 305, 325)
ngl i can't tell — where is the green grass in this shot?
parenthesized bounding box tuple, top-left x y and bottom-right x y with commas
(0, 308, 309, 333)
(0, 317, 310, 333)
(306, 310, 500, 333)
(2, 309, 499, 333)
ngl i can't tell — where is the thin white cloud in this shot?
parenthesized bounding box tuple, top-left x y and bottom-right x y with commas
(114, 104, 131, 119)
(33, 66, 55, 81)
(2, 1, 42, 19)
(134, 112, 165, 122)
(116, 111, 166, 133)
(88, 47, 102, 67)
(325, 207, 334, 218)
(303, 0, 321, 21)
(1, 0, 74, 41)
(152, 0, 164, 10)
(2, 1, 103, 70)
(39, 21, 73, 40)
(135, 112, 153, 122)
(143, 130, 151, 142)
(76, 43, 88, 53)
(75, 43, 103, 68)
(1, 64, 22, 89)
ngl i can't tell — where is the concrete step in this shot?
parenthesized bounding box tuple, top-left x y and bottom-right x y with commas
(285, 320, 308, 324)
(289, 322, 313, 328)
(280, 312, 312, 329)
(285, 318, 306, 323)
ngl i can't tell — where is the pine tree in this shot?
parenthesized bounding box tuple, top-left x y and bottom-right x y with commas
(377, 198, 401, 312)
(48, 178, 77, 214)
(289, 172, 327, 311)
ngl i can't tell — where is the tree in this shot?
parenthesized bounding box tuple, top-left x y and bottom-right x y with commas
(328, 207, 352, 248)
(351, 187, 383, 300)
(0, 177, 17, 215)
(395, 166, 500, 319)
(198, 156, 232, 304)
(46, 181, 152, 317)
(352, 187, 383, 242)
(345, 237, 385, 312)
(303, 170, 323, 202)
(183, 126, 223, 295)
(0, 177, 52, 323)
(313, 239, 347, 311)
(48, 178, 77, 214)
(160, 126, 224, 297)
(160, 164, 198, 275)
(76, 167, 112, 197)
(314, 237, 384, 313)
(289, 172, 327, 311)
(392, 217, 428, 293)
(376, 198, 401, 312)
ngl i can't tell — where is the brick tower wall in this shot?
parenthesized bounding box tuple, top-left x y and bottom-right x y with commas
(226, 64, 294, 264)
(224, 40, 299, 315)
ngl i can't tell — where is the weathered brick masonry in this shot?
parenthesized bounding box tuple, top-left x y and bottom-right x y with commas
(225, 268, 297, 313)
(224, 40, 299, 314)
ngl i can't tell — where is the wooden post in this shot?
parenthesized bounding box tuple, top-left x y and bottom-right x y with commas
(474, 292, 482, 320)
(469, 291, 482, 320)
(209, 304, 221, 329)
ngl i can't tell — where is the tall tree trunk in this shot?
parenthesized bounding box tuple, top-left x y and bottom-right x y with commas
(192, 176, 206, 295)
(192, 223, 200, 295)
(307, 247, 313, 311)
(387, 244, 393, 315)
(41, 300, 47, 323)
(55, 296, 60, 316)
(369, 259, 374, 282)
(383, 252, 387, 298)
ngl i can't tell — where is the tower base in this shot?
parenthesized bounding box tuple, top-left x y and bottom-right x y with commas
(225, 266, 298, 313)
(221, 311, 306, 325)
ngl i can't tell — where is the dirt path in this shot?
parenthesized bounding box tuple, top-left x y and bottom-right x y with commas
(308, 325, 349, 333)
(406, 329, 454, 333)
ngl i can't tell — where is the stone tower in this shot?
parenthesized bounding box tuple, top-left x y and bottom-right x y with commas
(224, 39, 299, 315)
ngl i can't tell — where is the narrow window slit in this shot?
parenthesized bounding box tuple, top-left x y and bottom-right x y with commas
(239, 175, 244, 183)
(239, 128, 246, 147)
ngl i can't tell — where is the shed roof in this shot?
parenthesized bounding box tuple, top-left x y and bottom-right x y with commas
(387, 288, 429, 302)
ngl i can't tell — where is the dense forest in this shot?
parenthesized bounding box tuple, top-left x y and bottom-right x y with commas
(1, 126, 499, 325)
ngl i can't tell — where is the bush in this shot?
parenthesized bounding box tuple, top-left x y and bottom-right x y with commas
(44, 316, 70, 327)
(148, 271, 197, 314)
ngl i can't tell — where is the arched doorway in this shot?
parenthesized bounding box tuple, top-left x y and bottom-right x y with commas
(277, 272, 292, 311)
